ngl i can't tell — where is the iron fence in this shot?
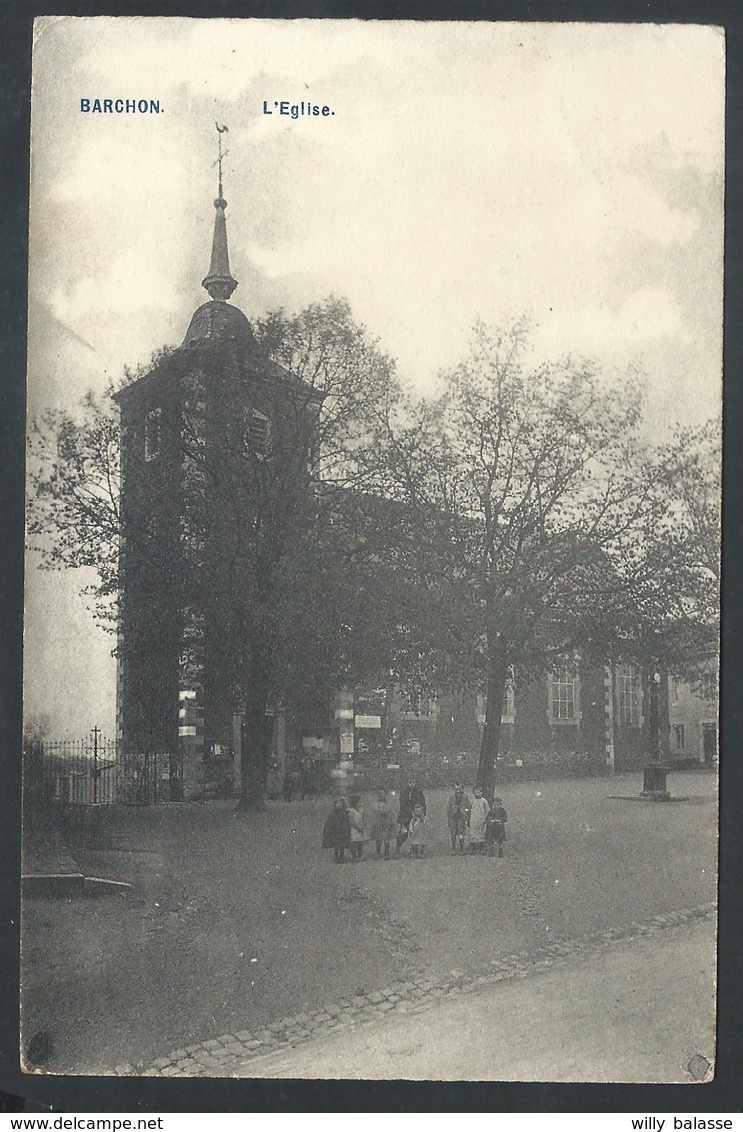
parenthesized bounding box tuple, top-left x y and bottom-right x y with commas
(24, 735, 184, 807)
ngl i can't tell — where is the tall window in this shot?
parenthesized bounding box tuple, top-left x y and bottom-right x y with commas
(674, 724, 686, 750)
(617, 665, 640, 726)
(671, 675, 681, 704)
(246, 409, 271, 458)
(144, 407, 161, 460)
(551, 667, 576, 720)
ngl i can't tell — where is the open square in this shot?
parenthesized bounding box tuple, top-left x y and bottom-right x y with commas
(21, 770, 716, 1078)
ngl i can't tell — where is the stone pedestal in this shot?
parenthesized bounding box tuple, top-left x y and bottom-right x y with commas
(641, 762, 671, 800)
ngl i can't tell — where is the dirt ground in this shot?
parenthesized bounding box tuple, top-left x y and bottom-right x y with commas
(20, 770, 717, 1074)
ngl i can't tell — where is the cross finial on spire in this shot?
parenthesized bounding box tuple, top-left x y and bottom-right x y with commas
(202, 123, 238, 302)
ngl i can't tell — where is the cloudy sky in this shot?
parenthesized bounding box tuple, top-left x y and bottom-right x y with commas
(25, 17, 725, 734)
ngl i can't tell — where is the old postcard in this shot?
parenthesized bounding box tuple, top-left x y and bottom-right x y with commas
(22, 17, 722, 1082)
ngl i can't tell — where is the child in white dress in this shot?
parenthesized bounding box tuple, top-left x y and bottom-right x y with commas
(468, 785, 490, 855)
(408, 802, 429, 858)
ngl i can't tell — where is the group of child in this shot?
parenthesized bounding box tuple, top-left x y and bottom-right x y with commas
(321, 781, 508, 863)
(447, 783, 508, 856)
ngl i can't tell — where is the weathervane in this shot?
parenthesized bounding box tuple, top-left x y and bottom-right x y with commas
(214, 123, 229, 200)
(202, 123, 238, 301)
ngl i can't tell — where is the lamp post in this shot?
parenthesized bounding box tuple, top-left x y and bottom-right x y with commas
(641, 668, 671, 800)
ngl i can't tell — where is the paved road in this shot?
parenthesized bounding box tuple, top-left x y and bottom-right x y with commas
(242, 919, 716, 1082)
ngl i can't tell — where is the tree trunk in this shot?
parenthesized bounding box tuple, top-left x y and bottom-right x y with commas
(237, 662, 271, 812)
(477, 635, 510, 801)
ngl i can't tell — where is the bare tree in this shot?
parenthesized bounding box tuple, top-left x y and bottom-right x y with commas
(27, 388, 121, 627)
(602, 419, 721, 685)
(375, 320, 658, 795)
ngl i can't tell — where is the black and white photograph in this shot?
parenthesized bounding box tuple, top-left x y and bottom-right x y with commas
(21, 17, 723, 1083)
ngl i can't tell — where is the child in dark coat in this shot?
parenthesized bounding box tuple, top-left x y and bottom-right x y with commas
(396, 778, 426, 854)
(446, 783, 472, 854)
(322, 798, 352, 863)
(485, 797, 508, 857)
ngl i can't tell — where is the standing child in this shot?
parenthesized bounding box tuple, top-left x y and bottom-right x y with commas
(485, 796, 508, 857)
(408, 802, 429, 858)
(446, 783, 472, 854)
(347, 794, 367, 860)
(468, 785, 490, 855)
(370, 788, 397, 859)
(395, 778, 426, 854)
(322, 798, 351, 864)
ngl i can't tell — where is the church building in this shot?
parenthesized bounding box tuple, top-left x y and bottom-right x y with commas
(112, 161, 710, 800)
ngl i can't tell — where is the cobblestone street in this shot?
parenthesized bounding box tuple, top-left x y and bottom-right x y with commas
(239, 915, 717, 1083)
(20, 770, 717, 1077)
(124, 904, 717, 1080)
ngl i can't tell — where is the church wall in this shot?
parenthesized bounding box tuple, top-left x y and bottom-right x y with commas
(116, 366, 184, 757)
(324, 661, 636, 789)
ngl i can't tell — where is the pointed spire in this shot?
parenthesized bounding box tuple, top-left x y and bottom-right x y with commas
(202, 124, 238, 302)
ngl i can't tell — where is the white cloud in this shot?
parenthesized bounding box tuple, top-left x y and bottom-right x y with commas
(538, 288, 686, 356)
(54, 248, 178, 320)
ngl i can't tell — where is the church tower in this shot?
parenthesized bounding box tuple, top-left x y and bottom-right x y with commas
(114, 133, 317, 799)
